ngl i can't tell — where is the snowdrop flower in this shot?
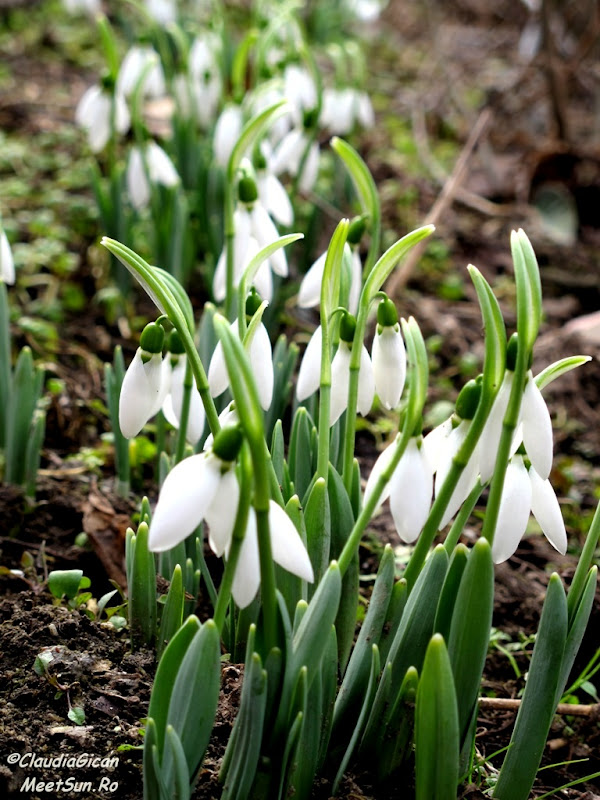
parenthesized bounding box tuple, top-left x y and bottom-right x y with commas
(212, 170, 287, 303)
(283, 64, 318, 126)
(117, 46, 166, 100)
(0, 225, 15, 285)
(213, 104, 243, 167)
(492, 455, 567, 563)
(365, 436, 433, 543)
(253, 142, 293, 227)
(425, 378, 482, 528)
(148, 427, 243, 553)
(161, 332, 206, 445)
(119, 322, 168, 438)
(479, 364, 553, 484)
(298, 216, 365, 313)
(320, 88, 375, 136)
(208, 297, 274, 410)
(75, 83, 130, 153)
(230, 501, 314, 608)
(127, 142, 180, 210)
(297, 312, 374, 426)
(144, 0, 177, 24)
(62, 0, 101, 16)
(270, 125, 320, 194)
(174, 37, 222, 128)
(347, 0, 386, 22)
(203, 402, 238, 452)
(372, 297, 406, 410)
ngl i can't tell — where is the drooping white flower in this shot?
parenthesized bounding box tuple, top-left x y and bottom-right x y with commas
(0, 226, 15, 285)
(117, 46, 166, 100)
(75, 84, 130, 153)
(254, 142, 293, 227)
(330, 340, 375, 426)
(213, 104, 243, 167)
(478, 369, 554, 483)
(212, 185, 287, 303)
(270, 127, 320, 194)
(433, 419, 480, 529)
(144, 0, 177, 24)
(283, 64, 318, 126)
(208, 317, 274, 411)
(148, 451, 239, 552)
(127, 142, 180, 210)
(174, 36, 222, 128)
(161, 356, 206, 445)
(296, 325, 323, 403)
(230, 501, 314, 608)
(491, 456, 566, 563)
(62, 0, 101, 15)
(365, 436, 433, 543)
(372, 299, 406, 410)
(297, 244, 362, 314)
(320, 88, 375, 136)
(119, 350, 167, 438)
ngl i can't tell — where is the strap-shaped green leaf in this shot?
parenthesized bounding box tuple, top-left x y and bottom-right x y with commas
(162, 725, 191, 800)
(129, 522, 157, 650)
(333, 644, 381, 794)
(165, 619, 221, 780)
(415, 634, 459, 800)
(147, 616, 201, 754)
(555, 566, 597, 706)
(535, 355, 591, 391)
(303, 478, 331, 591)
(378, 665, 419, 781)
(220, 652, 268, 800)
(433, 544, 469, 641)
(333, 545, 395, 738)
(142, 718, 160, 800)
(446, 538, 494, 747)
(157, 564, 185, 659)
(288, 406, 315, 503)
(493, 573, 568, 800)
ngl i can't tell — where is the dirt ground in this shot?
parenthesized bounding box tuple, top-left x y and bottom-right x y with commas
(1, 0, 600, 798)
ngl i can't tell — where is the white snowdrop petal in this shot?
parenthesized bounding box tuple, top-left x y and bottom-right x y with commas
(389, 440, 433, 543)
(147, 142, 180, 187)
(372, 326, 406, 410)
(114, 92, 131, 135)
(263, 173, 293, 227)
(149, 454, 220, 552)
(214, 105, 243, 167)
(364, 437, 398, 511)
(208, 339, 230, 398)
(252, 258, 273, 304)
(357, 345, 375, 416)
(298, 252, 326, 308)
(269, 501, 314, 582)
(0, 230, 15, 285)
(479, 372, 514, 483)
(170, 358, 206, 445)
(296, 326, 322, 401)
(248, 322, 274, 410)
(251, 204, 287, 277)
(271, 129, 304, 176)
(329, 343, 352, 426)
(299, 141, 320, 194)
(127, 148, 150, 210)
(206, 469, 240, 557)
(119, 350, 163, 438)
(422, 417, 453, 473)
(231, 513, 261, 608)
(529, 468, 567, 554)
(522, 375, 553, 481)
(492, 457, 532, 564)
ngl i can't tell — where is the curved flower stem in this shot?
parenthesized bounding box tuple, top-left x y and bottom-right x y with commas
(173, 359, 193, 464)
(101, 238, 221, 436)
(213, 444, 252, 633)
(224, 183, 236, 321)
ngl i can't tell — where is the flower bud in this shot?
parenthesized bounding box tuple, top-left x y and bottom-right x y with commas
(140, 321, 165, 356)
(455, 378, 482, 421)
(347, 215, 368, 246)
(339, 312, 357, 344)
(376, 296, 398, 328)
(212, 425, 243, 463)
